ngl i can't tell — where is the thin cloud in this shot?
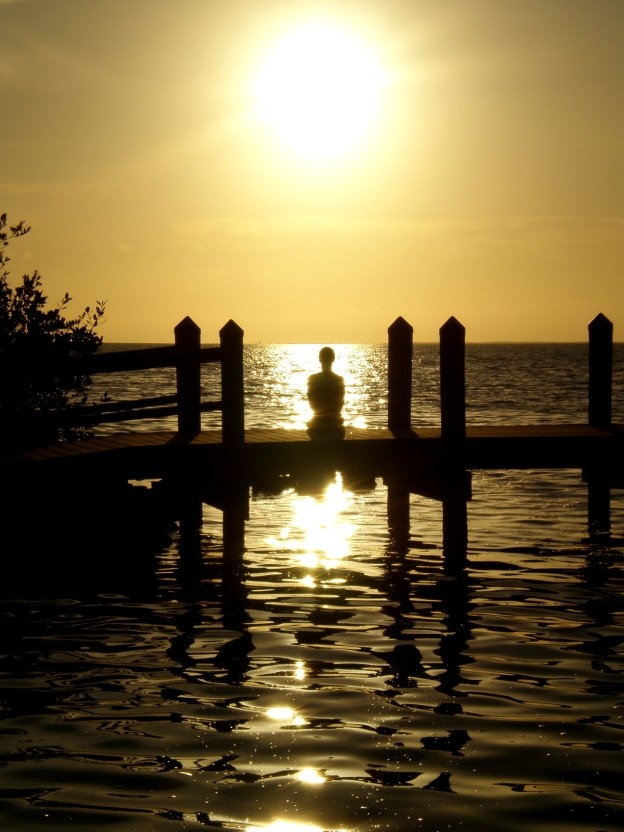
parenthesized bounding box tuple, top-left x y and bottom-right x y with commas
(173, 214, 623, 241)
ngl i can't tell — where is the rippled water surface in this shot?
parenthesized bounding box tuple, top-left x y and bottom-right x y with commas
(1, 344, 623, 831)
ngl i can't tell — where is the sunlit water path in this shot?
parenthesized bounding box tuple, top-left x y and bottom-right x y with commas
(1, 344, 623, 831)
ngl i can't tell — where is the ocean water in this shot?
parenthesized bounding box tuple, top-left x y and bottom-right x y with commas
(1, 343, 623, 832)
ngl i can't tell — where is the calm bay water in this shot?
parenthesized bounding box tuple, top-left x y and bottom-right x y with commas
(1, 343, 623, 831)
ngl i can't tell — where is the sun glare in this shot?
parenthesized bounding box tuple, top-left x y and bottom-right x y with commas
(253, 21, 385, 160)
(265, 706, 307, 727)
(296, 767, 326, 785)
(246, 822, 325, 832)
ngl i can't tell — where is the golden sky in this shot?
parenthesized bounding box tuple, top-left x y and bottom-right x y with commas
(2, 0, 623, 343)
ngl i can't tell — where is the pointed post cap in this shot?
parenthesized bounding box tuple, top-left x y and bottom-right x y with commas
(588, 313, 613, 335)
(388, 316, 413, 335)
(440, 316, 465, 336)
(174, 316, 200, 337)
(220, 319, 244, 339)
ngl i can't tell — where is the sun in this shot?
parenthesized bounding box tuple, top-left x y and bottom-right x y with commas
(252, 21, 386, 161)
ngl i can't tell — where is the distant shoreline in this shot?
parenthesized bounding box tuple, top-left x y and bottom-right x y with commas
(98, 340, 624, 350)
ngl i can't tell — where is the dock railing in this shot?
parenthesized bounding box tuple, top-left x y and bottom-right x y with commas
(68, 317, 244, 442)
(388, 311, 618, 554)
(387, 313, 471, 557)
(70, 310, 615, 446)
(388, 311, 615, 434)
(387, 313, 469, 439)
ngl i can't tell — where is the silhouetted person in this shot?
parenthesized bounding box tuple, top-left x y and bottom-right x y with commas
(306, 346, 345, 440)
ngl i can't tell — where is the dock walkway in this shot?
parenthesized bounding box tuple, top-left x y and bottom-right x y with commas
(8, 424, 624, 480)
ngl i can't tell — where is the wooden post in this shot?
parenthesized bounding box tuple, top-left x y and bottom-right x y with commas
(220, 320, 247, 563)
(440, 316, 466, 442)
(174, 317, 203, 545)
(588, 313, 613, 429)
(439, 317, 468, 569)
(175, 316, 201, 438)
(388, 316, 413, 432)
(386, 317, 413, 551)
(220, 320, 245, 447)
(587, 313, 613, 539)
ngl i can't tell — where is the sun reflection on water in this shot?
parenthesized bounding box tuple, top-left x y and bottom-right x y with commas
(267, 474, 355, 573)
(249, 418, 359, 832)
(246, 822, 336, 832)
(265, 706, 307, 727)
(295, 767, 326, 785)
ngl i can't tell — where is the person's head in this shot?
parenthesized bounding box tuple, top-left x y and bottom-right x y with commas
(319, 346, 335, 369)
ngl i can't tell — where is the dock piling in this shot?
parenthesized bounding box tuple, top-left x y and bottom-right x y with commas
(440, 316, 469, 569)
(220, 320, 245, 447)
(220, 319, 248, 561)
(589, 313, 613, 430)
(386, 317, 414, 547)
(388, 316, 413, 432)
(586, 313, 614, 539)
(175, 316, 202, 439)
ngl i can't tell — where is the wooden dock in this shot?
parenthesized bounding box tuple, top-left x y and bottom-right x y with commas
(9, 424, 623, 480)
(2, 314, 622, 573)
